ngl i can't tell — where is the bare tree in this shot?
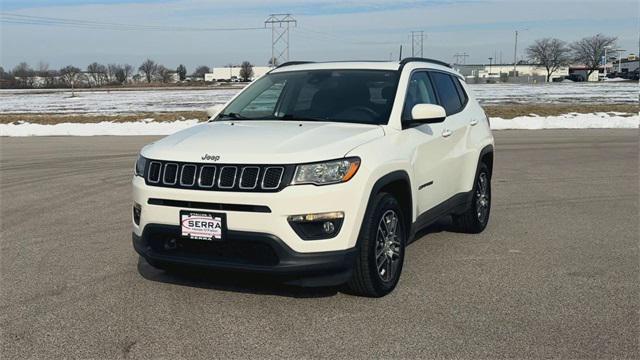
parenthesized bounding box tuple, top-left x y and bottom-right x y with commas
(138, 59, 158, 83)
(156, 65, 174, 83)
(36, 61, 56, 87)
(192, 65, 210, 80)
(114, 64, 134, 84)
(12, 62, 34, 88)
(239, 61, 254, 82)
(107, 64, 120, 84)
(570, 34, 617, 80)
(114, 64, 127, 84)
(87, 62, 108, 86)
(0, 66, 16, 89)
(59, 65, 83, 96)
(526, 38, 571, 82)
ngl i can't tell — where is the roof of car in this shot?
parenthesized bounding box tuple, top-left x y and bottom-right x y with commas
(269, 59, 460, 77)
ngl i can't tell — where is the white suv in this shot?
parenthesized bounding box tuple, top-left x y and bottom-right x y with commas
(132, 58, 494, 297)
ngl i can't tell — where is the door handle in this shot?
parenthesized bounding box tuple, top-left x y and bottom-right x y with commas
(442, 129, 452, 138)
(470, 119, 479, 126)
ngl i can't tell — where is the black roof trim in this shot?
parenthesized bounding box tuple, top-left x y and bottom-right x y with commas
(400, 57, 452, 68)
(275, 61, 315, 69)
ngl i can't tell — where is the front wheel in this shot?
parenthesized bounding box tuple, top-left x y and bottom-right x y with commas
(453, 162, 491, 233)
(346, 192, 406, 297)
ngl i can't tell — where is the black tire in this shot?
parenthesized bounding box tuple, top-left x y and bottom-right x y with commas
(453, 162, 491, 233)
(346, 192, 406, 297)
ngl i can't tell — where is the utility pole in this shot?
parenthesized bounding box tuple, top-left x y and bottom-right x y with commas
(617, 49, 626, 73)
(410, 31, 424, 57)
(488, 57, 493, 76)
(264, 14, 297, 66)
(512, 29, 528, 77)
(513, 31, 518, 76)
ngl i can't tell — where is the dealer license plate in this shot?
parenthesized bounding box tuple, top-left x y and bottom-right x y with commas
(180, 211, 226, 241)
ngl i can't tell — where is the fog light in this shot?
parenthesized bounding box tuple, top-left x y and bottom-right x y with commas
(133, 203, 141, 225)
(323, 221, 335, 233)
(287, 211, 344, 240)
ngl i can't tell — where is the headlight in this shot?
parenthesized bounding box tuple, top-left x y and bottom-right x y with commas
(292, 157, 360, 186)
(134, 154, 147, 177)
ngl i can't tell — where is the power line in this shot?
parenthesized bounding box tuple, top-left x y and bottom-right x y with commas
(0, 13, 265, 32)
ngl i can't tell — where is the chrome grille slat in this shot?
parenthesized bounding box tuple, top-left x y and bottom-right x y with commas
(148, 161, 162, 183)
(262, 167, 284, 190)
(198, 165, 216, 188)
(179, 164, 197, 187)
(163, 163, 178, 185)
(218, 166, 238, 189)
(239, 167, 260, 189)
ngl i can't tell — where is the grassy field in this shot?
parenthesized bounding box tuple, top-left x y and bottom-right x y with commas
(1, 103, 637, 124)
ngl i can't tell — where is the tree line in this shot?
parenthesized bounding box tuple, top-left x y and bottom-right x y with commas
(0, 59, 255, 89)
(526, 33, 618, 81)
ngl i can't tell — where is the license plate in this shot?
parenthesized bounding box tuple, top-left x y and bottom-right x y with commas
(180, 211, 226, 241)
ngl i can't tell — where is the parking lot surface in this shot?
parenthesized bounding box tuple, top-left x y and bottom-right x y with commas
(1, 129, 638, 359)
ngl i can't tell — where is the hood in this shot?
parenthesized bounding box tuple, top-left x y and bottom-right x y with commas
(141, 120, 384, 164)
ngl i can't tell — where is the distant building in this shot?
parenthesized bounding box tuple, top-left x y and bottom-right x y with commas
(611, 56, 639, 76)
(568, 66, 602, 82)
(204, 66, 273, 82)
(455, 63, 569, 83)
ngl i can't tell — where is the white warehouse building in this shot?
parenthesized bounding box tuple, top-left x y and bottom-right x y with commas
(205, 66, 273, 82)
(456, 63, 569, 83)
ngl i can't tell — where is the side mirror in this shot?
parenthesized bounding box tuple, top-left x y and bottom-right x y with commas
(206, 104, 224, 119)
(410, 104, 446, 124)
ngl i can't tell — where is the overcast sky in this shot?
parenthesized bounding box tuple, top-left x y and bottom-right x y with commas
(1, 0, 638, 71)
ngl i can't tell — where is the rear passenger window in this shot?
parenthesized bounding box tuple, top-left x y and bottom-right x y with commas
(452, 77, 468, 105)
(429, 72, 463, 115)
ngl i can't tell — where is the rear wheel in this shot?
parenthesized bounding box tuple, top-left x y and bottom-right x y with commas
(347, 193, 406, 297)
(453, 162, 491, 233)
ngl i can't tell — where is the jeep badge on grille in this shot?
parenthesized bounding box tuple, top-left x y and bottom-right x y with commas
(201, 154, 220, 161)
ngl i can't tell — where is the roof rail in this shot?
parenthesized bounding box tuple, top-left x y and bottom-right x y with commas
(400, 57, 451, 68)
(275, 61, 315, 69)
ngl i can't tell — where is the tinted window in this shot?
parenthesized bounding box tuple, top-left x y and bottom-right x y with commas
(451, 77, 468, 105)
(429, 72, 463, 115)
(402, 72, 437, 121)
(221, 70, 399, 125)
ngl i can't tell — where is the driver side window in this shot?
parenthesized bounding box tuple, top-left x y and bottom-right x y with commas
(402, 72, 437, 122)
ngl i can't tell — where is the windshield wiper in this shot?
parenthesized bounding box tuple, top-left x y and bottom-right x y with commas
(279, 114, 331, 122)
(218, 112, 250, 120)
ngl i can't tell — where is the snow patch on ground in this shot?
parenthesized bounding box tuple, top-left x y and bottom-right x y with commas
(0, 119, 200, 136)
(1, 113, 637, 136)
(490, 113, 639, 130)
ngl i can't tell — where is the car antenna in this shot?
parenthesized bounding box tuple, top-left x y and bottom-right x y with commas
(398, 45, 403, 61)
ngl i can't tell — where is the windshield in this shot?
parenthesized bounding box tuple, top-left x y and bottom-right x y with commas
(218, 69, 399, 125)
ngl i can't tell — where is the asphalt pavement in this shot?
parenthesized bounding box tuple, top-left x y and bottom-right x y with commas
(1, 129, 638, 359)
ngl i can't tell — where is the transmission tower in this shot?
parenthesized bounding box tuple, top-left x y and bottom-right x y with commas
(265, 14, 297, 66)
(453, 52, 469, 65)
(410, 31, 424, 57)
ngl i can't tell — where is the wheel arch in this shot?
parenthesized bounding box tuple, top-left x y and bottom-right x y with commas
(479, 144, 494, 178)
(359, 170, 413, 244)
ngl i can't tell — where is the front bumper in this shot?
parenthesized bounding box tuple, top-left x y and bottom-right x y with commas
(132, 173, 370, 253)
(133, 224, 357, 286)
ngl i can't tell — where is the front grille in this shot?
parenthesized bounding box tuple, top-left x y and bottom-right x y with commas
(144, 159, 292, 192)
